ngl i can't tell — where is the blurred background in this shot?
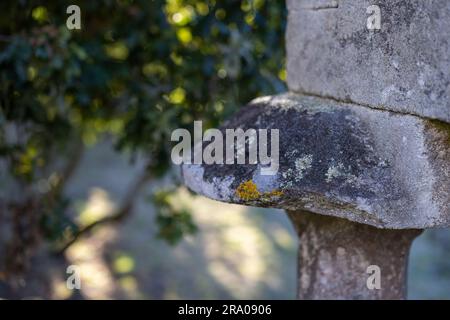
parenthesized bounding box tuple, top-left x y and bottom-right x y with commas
(0, 0, 449, 299)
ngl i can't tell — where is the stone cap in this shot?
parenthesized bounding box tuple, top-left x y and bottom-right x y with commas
(182, 93, 450, 229)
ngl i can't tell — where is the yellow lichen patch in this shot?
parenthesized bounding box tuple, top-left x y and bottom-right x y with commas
(260, 189, 284, 202)
(265, 190, 284, 198)
(236, 180, 283, 202)
(236, 180, 261, 201)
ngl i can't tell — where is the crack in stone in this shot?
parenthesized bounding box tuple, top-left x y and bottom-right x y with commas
(291, 89, 445, 122)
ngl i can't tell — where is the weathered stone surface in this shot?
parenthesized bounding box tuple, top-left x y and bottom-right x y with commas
(288, 210, 422, 300)
(286, 0, 450, 123)
(182, 93, 450, 229)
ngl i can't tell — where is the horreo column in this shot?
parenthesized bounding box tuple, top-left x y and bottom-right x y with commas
(182, 0, 450, 299)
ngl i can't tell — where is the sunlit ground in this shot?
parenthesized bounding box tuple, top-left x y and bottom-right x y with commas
(62, 187, 296, 299)
(18, 141, 450, 299)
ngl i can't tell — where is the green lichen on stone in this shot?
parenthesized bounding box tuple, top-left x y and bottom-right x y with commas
(325, 163, 357, 184)
(282, 153, 313, 187)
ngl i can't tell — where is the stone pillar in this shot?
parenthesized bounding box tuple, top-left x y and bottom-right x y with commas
(283, 0, 450, 299)
(182, 0, 450, 300)
(287, 211, 422, 299)
(286, 0, 450, 122)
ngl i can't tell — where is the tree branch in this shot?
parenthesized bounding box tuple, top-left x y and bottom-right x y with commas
(57, 169, 153, 254)
(50, 139, 84, 199)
